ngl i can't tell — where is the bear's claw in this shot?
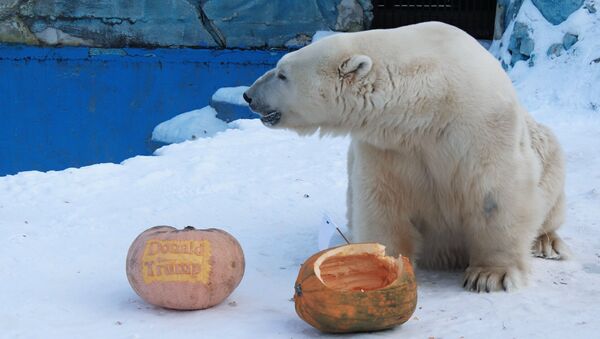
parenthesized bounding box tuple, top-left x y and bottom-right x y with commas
(463, 266, 524, 292)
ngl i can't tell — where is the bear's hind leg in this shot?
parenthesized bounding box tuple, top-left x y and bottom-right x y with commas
(532, 193, 570, 259)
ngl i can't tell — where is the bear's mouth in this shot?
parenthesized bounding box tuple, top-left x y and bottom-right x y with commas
(260, 111, 282, 127)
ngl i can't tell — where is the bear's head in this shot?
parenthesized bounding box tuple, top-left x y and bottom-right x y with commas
(244, 37, 375, 136)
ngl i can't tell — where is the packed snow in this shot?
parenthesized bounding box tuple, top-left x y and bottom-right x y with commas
(211, 86, 250, 106)
(2, 5, 600, 338)
(151, 106, 231, 144)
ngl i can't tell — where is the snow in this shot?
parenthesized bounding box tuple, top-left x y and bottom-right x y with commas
(490, 0, 600, 111)
(211, 86, 250, 106)
(2, 7, 600, 338)
(151, 106, 230, 144)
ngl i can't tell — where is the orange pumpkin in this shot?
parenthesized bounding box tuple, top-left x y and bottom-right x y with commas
(126, 226, 245, 310)
(293, 243, 417, 333)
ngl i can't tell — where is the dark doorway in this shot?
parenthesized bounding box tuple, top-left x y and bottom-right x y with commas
(371, 0, 497, 39)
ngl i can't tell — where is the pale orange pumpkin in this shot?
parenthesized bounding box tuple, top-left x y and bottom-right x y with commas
(126, 226, 245, 310)
(293, 243, 417, 333)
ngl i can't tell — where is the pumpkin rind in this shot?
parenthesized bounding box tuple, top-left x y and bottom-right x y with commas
(293, 244, 417, 333)
(126, 226, 245, 310)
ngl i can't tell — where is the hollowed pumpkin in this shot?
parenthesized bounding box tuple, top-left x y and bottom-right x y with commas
(293, 243, 417, 333)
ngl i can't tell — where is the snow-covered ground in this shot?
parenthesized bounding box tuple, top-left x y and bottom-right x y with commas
(2, 8, 600, 339)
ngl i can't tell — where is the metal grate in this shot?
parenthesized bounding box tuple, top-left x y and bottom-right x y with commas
(372, 0, 497, 39)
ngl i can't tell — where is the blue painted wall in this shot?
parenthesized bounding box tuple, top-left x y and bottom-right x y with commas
(0, 45, 286, 176)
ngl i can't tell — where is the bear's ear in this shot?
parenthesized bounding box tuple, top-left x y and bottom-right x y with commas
(339, 55, 373, 80)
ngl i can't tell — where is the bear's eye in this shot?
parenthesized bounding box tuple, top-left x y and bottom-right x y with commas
(277, 73, 287, 81)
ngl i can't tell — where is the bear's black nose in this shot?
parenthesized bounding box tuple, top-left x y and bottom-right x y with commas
(243, 92, 252, 104)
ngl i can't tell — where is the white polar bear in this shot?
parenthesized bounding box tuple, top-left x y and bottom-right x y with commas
(244, 22, 567, 292)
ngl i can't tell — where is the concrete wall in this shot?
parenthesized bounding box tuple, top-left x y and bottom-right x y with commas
(0, 45, 286, 175)
(0, 0, 372, 49)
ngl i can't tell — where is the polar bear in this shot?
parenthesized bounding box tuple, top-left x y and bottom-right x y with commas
(244, 22, 567, 292)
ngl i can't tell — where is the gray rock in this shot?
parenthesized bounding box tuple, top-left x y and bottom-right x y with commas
(284, 34, 312, 48)
(3, 0, 372, 48)
(508, 33, 519, 51)
(512, 21, 530, 37)
(546, 43, 564, 57)
(0, 16, 37, 44)
(563, 32, 578, 50)
(531, 0, 584, 25)
(508, 21, 534, 65)
(357, 0, 373, 26)
(519, 36, 534, 56)
(0, 0, 23, 21)
(203, 0, 316, 48)
(201, 0, 371, 48)
(511, 50, 527, 65)
(19, 0, 216, 47)
(497, 0, 525, 33)
(335, 0, 365, 32)
(584, 1, 597, 13)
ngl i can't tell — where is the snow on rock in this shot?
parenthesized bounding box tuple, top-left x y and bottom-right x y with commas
(151, 106, 230, 144)
(492, 0, 595, 67)
(211, 86, 250, 106)
(311, 30, 342, 43)
(492, 0, 600, 111)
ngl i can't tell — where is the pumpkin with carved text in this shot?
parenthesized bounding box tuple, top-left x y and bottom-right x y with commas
(293, 243, 417, 333)
(126, 226, 245, 310)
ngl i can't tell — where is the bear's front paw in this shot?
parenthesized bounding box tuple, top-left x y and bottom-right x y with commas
(463, 266, 526, 292)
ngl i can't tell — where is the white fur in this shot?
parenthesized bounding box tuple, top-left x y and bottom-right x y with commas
(245, 22, 568, 292)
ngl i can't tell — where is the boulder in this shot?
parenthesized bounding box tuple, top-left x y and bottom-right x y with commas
(531, 0, 584, 25)
(546, 43, 563, 57)
(563, 32, 578, 50)
(508, 21, 535, 65)
(497, 0, 525, 33)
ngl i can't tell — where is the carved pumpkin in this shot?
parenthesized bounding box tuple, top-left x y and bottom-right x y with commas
(293, 243, 417, 333)
(126, 226, 245, 310)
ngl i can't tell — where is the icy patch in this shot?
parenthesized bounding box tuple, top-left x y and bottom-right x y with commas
(151, 106, 230, 144)
(211, 86, 249, 106)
